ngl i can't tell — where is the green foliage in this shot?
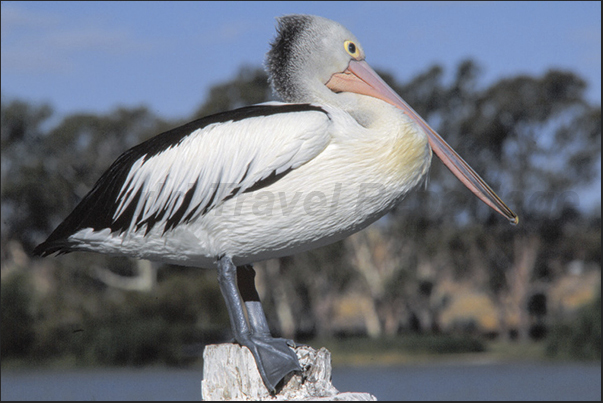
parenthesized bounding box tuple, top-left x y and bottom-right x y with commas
(546, 290, 601, 360)
(17, 265, 229, 367)
(1, 272, 36, 359)
(1, 100, 173, 251)
(1, 58, 601, 367)
(83, 270, 228, 366)
(0, 98, 52, 148)
(193, 66, 272, 118)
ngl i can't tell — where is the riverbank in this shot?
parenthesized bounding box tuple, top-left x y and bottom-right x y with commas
(308, 335, 552, 367)
(1, 334, 589, 372)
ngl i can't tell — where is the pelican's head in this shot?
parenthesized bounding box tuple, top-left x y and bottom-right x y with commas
(266, 15, 365, 104)
(266, 14, 518, 224)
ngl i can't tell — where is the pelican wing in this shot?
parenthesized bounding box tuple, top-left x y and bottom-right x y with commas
(34, 103, 331, 256)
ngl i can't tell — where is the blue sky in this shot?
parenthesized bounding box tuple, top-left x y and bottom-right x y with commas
(2, 1, 601, 121)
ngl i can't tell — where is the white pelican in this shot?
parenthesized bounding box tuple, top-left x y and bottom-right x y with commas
(35, 15, 517, 392)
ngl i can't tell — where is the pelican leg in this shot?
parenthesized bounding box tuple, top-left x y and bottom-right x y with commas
(217, 256, 300, 393)
(237, 265, 271, 336)
(237, 265, 298, 348)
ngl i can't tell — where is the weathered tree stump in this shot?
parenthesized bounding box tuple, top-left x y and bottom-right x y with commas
(201, 344, 377, 401)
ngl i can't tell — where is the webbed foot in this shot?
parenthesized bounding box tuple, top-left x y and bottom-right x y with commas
(237, 333, 301, 393)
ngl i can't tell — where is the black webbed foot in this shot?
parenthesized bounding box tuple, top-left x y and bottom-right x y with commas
(236, 333, 301, 393)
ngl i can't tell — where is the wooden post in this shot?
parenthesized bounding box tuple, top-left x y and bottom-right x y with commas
(201, 344, 377, 401)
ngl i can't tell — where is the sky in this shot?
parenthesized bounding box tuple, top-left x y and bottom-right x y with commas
(2, 1, 601, 121)
(1, 1, 601, 210)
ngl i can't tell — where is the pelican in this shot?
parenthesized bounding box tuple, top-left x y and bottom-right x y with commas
(34, 15, 517, 392)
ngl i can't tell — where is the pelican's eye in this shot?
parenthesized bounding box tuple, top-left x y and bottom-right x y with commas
(344, 40, 360, 59)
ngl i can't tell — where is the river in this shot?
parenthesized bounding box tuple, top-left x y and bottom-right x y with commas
(2, 361, 600, 400)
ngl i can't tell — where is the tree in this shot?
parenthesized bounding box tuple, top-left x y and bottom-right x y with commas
(193, 66, 273, 118)
(189, 61, 601, 340)
(1, 57, 599, 362)
(1, 98, 54, 249)
(385, 61, 601, 340)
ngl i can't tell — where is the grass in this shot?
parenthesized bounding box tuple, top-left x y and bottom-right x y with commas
(305, 334, 551, 367)
(0, 333, 579, 371)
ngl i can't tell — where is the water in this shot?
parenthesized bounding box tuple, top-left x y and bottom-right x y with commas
(333, 362, 601, 401)
(2, 362, 600, 401)
(0, 368, 201, 401)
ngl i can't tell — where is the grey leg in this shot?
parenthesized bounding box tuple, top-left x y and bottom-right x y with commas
(217, 257, 300, 393)
(217, 256, 251, 341)
(237, 264, 271, 336)
(238, 265, 300, 350)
